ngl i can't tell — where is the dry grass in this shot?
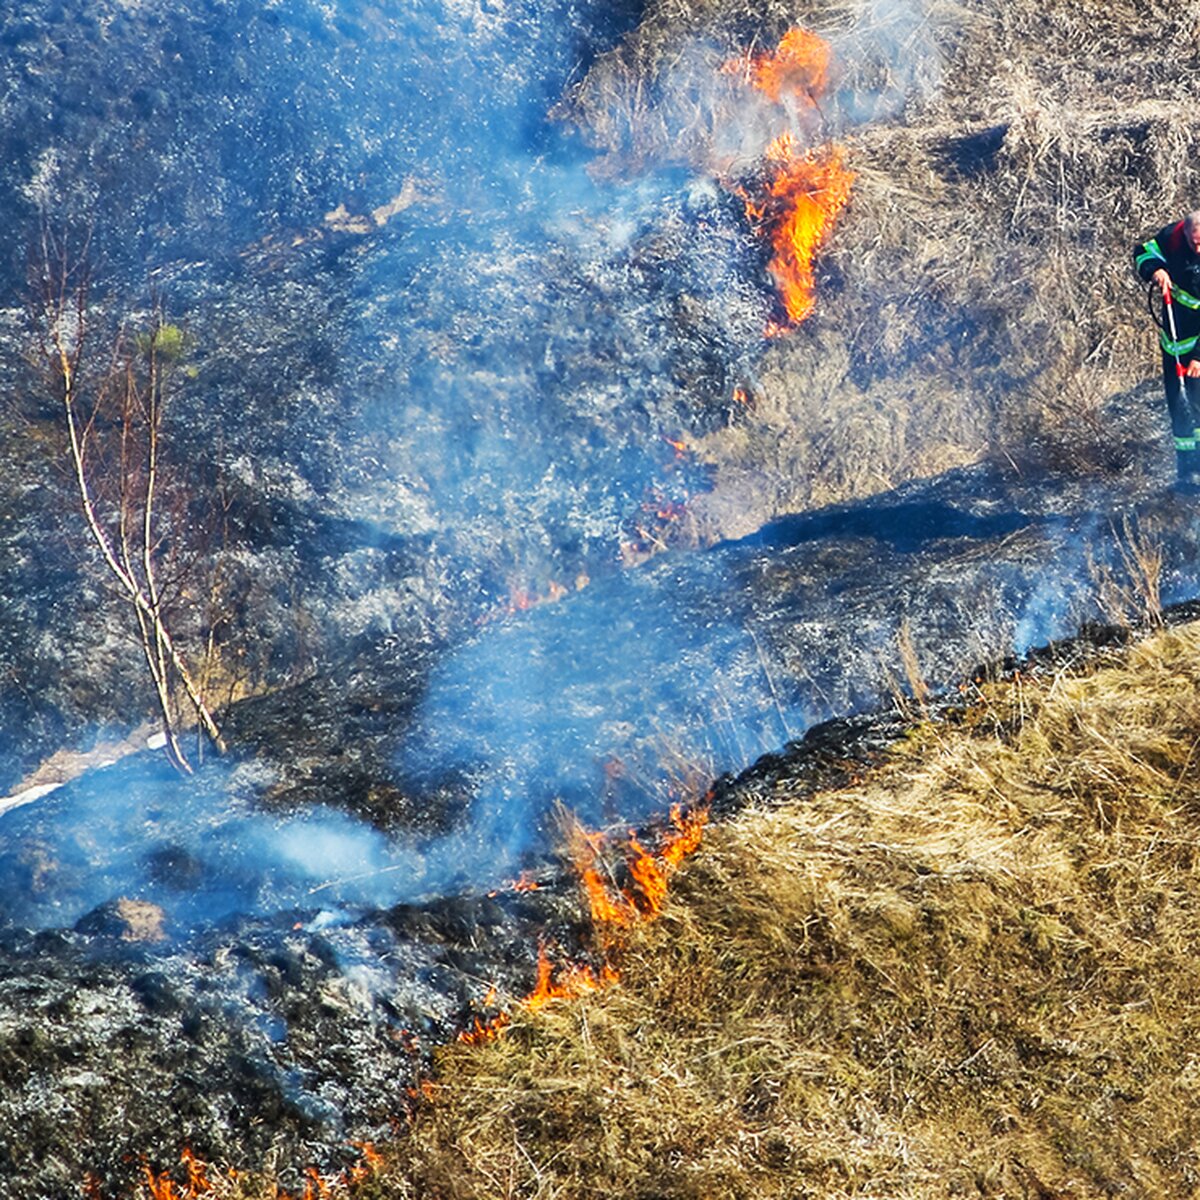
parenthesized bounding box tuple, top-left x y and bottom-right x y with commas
(354, 618, 1200, 1199)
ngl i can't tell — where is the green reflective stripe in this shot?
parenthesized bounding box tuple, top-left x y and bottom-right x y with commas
(1136, 238, 1166, 268)
(1174, 286, 1200, 310)
(1175, 436, 1197, 451)
(1161, 328, 1199, 355)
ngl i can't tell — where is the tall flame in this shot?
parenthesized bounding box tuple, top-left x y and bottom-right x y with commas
(731, 28, 855, 331)
(750, 135, 854, 328)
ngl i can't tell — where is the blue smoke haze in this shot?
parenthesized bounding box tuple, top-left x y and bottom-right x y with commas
(2, 1, 1194, 943)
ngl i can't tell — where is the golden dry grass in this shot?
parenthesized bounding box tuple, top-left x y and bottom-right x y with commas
(356, 618, 1200, 1200)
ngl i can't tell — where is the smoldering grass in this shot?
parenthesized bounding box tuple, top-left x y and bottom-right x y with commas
(1088, 514, 1165, 631)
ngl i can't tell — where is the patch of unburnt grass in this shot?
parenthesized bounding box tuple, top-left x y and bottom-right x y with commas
(363, 617, 1200, 1199)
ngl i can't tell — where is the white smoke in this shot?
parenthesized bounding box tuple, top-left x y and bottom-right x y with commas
(830, 0, 945, 124)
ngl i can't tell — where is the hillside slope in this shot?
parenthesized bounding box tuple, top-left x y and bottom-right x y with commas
(561, 0, 1198, 538)
(371, 614, 1200, 1199)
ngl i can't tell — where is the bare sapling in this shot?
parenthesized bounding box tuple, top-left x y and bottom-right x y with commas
(30, 225, 226, 773)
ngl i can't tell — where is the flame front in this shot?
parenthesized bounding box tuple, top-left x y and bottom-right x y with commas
(138, 1142, 380, 1200)
(731, 28, 855, 331)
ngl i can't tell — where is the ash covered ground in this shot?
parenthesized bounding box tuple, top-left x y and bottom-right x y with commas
(0, 0, 1194, 1194)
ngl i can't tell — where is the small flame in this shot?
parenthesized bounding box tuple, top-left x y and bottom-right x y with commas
(458, 1012, 510, 1045)
(746, 26, 830, 106)
(453, 801, 710, 1048)
(729, 28, 855, 331)
(571, 801, 709, 926)
(749, 134, 854, 327)
(524, 942, 617, 1013)
(457, 942, 617, 1046)
(142, 1148, 212, 1200)
(345, 1143, 384, 1184)
(138, 1140, 380, 1200)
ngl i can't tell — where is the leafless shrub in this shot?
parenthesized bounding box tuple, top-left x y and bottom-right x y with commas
(29, 224, 228, 773)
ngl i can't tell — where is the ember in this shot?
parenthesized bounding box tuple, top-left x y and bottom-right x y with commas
(478, 578, 577, 626)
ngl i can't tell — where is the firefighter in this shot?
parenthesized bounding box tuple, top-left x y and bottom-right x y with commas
(1134, 211, 1200, 490)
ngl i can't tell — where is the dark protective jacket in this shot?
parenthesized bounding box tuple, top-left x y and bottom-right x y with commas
(1134, 220, 1200, 356)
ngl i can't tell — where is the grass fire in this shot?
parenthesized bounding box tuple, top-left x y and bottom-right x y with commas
(728, 28, 856, 331)
(6, 0, 1200, 1197)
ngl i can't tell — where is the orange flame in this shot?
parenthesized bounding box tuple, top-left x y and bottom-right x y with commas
(138, 1140, 380, 1200)
(453, 799, 708, 1050)
(457, 942, 617, 1046)
(345, 1143, 384, 1185)
(731, 29, 855, 330)
(573, 801, 709, 926)
(745, 26, 831, 106)
(750, 134, 854, 327)
(525, 942, 618, 1012)
(142, 1148, 212, 1200)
